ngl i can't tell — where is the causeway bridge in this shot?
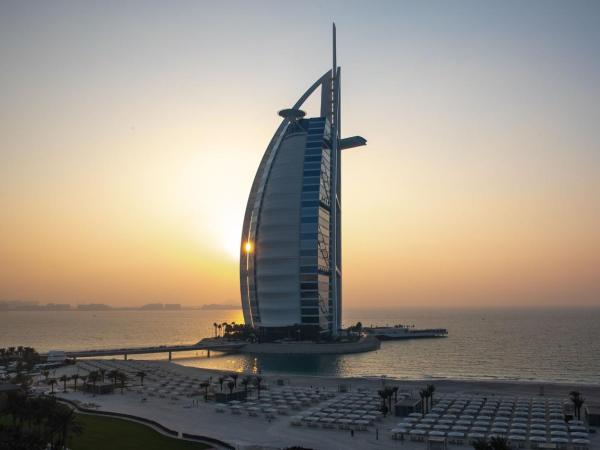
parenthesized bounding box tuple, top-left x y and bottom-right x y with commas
(43, 340, 247, 361)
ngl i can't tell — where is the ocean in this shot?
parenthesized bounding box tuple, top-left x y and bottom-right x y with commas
(1, 308, 598, 385)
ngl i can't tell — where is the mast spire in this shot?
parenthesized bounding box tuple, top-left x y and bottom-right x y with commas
(332, 23, 337, 76)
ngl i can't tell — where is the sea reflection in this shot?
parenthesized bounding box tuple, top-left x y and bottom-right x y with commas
(177, 352, 346, 377)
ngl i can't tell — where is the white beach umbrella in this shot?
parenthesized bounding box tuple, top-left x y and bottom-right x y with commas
(570, 432, 589, 438)
(452, 426, 469, 432)
(448, 431, 464, 438)
(508, 435, 526, 442)
(529, 436, 548, 443)
(429, 430, 446, 437)
(468, 432, 485, 439)
(529, 430, 546, 436)
(550, 431, 567, 437)
(410, 429, 427, 435)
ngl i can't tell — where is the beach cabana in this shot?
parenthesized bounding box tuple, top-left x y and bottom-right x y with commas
(467, 432, 485, 444)
(508, 435, 526, 448)
(391, 427, 409, 439)
(572, 438, 590, 450)
(447, 431, 464, 444)
(550, 437, 569, 449)
(409, 429, 427, 442)
(529, 435, 548, 447)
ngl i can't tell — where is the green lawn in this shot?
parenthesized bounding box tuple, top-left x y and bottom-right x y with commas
(70, 413, 211, 450)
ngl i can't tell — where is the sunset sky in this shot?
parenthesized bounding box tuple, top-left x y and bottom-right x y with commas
(1, 1, 599, 309)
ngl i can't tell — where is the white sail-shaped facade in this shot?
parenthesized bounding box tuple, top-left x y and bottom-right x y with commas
(239, 26, 365, 339)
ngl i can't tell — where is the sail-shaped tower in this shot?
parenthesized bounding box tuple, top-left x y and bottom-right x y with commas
(240, 25, 366, 340)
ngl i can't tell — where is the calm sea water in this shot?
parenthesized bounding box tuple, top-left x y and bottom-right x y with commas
(1, 308, 599, 385)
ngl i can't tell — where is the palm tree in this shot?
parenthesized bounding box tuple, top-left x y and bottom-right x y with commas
(217, 324, 222, 338)
(231, 373, 239, 388)
(241, 376, 251, 397)
(419, 388, 427, 416)
(356, 321, 363, 336)
(213, 322, 218, 338)
(427, 384, 436, 411)
(88, 371, 99, 395)
(377, 389, 387, 411)
(569, 391, 583, 420)
(254, 375, 263, 399)
(59, 375, 69, 393)
(117, 372, 127, 394)
(391, 386, 399, 404)
(217, 376, 225, 392)
(80, 374, 88, 391)
(136, 371, 146, 386)
(99, 368, 106, 383)
(200, 381, 210, 401)
(107, 369, 119, 385)
(472, 438, 489, 450)
(489, 436, 510, 450)
(42, 369, 50, 381)
(48, 378, 57, 394)
(383, 386, 394, 412)
(227, 380, 235, 396)
(71, 374, 80, 392)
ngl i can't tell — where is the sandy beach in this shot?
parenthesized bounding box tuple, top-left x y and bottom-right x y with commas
(41, 359, 599, 450)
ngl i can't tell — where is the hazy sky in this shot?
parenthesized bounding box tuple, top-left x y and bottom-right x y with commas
(1, 1, 599, 308)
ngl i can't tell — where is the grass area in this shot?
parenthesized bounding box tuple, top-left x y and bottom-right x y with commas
(70, 413, 211, 450)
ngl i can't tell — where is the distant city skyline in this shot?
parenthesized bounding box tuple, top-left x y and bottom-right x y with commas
(1, 1, 599, 308)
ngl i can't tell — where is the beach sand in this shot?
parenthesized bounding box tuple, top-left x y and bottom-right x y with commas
(46, 360, 599, 450)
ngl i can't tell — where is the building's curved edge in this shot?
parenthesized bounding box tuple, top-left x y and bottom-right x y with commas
(239, 335, 380, 355)
(55, 396, 235, 450)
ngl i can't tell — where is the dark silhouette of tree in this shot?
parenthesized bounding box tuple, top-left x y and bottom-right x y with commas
(47, 378, 57, 394)
(200, 381, 210, 401)
(254, 376, 263, 399)
(59, 375, 69, 393)
(71, 374, 80, 392)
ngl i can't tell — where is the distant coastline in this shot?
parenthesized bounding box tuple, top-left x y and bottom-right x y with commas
(0, 300, 241, 312)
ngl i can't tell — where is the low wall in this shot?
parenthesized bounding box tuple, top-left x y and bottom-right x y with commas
(57, 397, 235, 449)
(240, 336, 380, 355)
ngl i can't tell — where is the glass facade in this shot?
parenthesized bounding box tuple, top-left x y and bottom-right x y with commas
(299, 118, 332, 333)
